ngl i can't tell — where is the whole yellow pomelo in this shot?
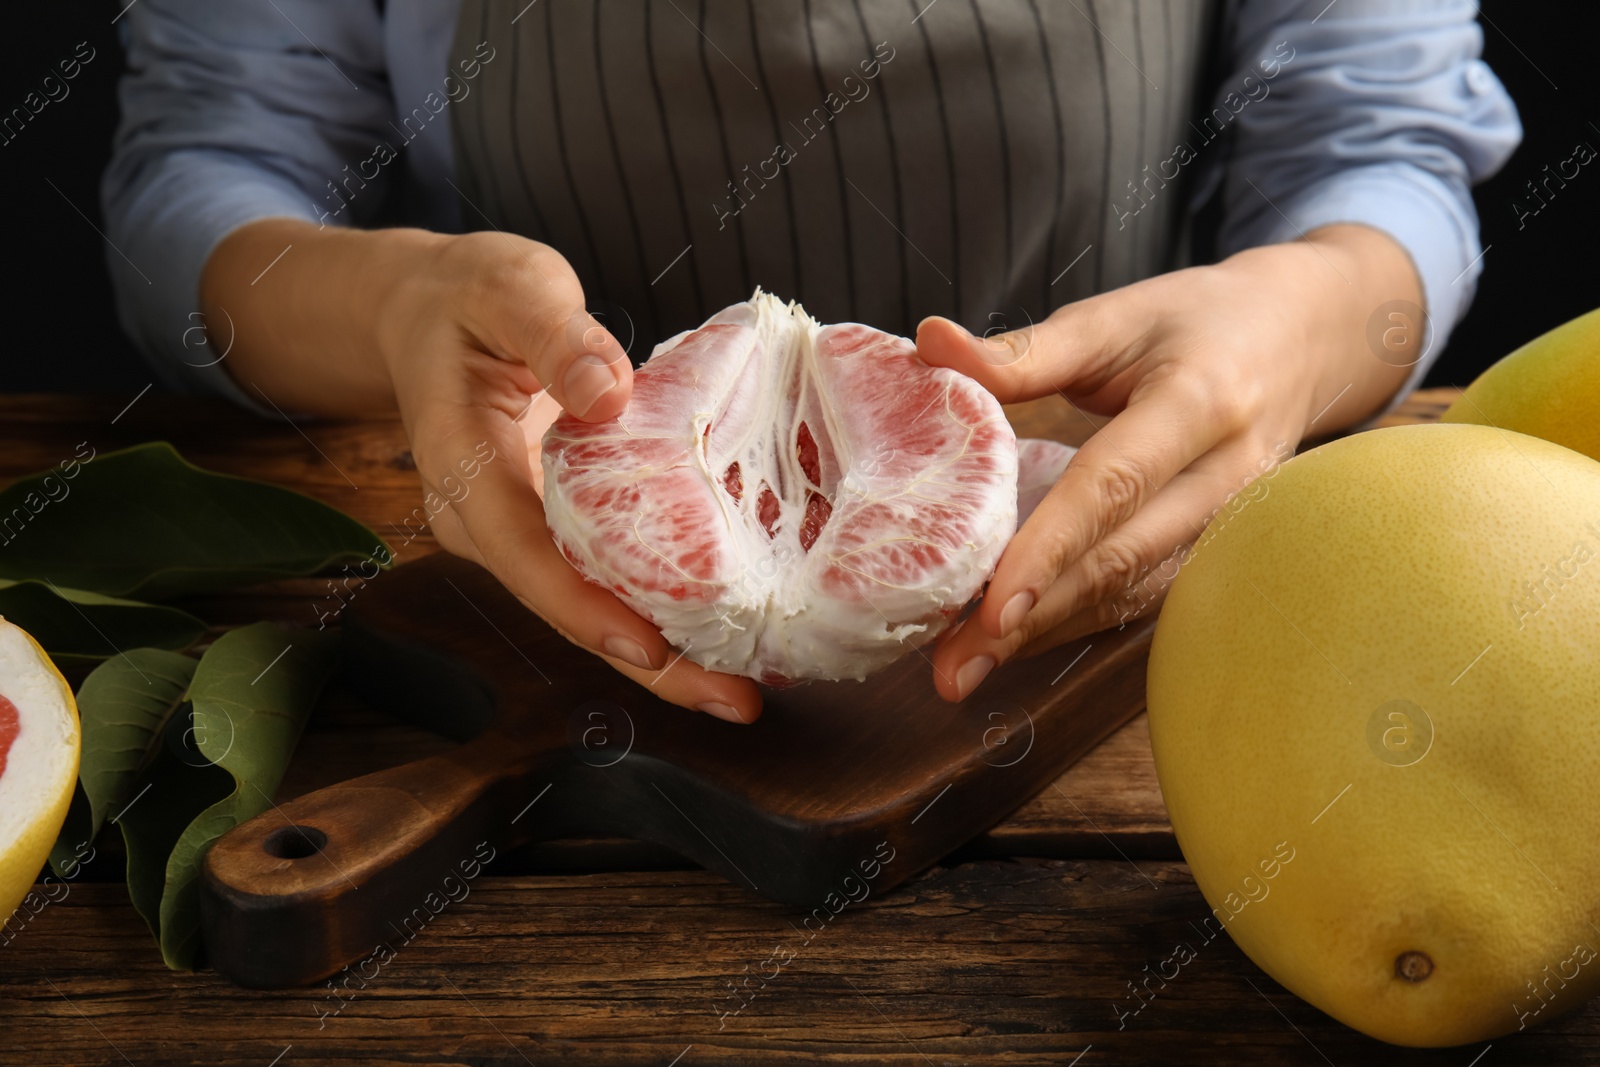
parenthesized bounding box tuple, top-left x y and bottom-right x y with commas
(1147, 423, 1600, 1047)
(1442, 306, 1600, 462)
(0, 618, 80, 925)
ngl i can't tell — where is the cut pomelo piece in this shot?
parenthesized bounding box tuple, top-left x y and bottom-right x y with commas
(543, 289, 1074, 683)
(0, 618, 81, 921)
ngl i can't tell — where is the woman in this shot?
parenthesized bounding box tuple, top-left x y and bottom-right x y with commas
(103, 0, 1519, 722)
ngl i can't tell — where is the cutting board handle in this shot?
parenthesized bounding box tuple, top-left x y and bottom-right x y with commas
(200, 729, 553, 988)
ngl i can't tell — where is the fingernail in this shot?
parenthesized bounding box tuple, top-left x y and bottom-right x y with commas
(563, 353, 617, 417)
(603, 635, 653, 671)
(955, 655, 995, 701)
(697, 701, 747, 724)
(997, 590, 1035, 637)
(918, 314, 966, 336)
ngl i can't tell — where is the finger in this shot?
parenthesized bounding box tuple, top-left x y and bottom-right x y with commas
(470, 388, 764, 723)
(1022, 604, 1134, 662)
(914, 288, 1153, 404)
(957, 588, 1165, 683)
(930, 597, 1130, 702)
(977, 375, 1230, 641)
(1011, 591, 1164, 662)
(932, 459, 1240, 701)
(420, 408, 666, 667)
(422, 398, 764, 722)
(407, 366, 656, 663)
(464, 239, 634, 422)
(1018, 462, 1239, 644)
(505, 391, 764, 721)
(595, 644, 764, 725)
(515, 389, 566, 497)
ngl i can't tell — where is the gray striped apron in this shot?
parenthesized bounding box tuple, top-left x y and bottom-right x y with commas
(450, 0, 1217, 354)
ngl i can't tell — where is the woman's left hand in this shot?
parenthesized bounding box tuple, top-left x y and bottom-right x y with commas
(915, 224, 1425, 701)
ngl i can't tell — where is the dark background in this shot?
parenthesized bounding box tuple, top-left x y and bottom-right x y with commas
(0, 2, 1594, 398)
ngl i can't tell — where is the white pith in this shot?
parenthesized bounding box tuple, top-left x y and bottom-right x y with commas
(543, 291, 1054, 683)
(0, 619, 78, 857)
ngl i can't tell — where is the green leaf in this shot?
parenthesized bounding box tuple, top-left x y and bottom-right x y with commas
(0, 580, 204, 665)
(118, 622, 340, 970)
(119, 717, 234, 944)
(0, 441, 389, 600)
(47, 649, 198, 877)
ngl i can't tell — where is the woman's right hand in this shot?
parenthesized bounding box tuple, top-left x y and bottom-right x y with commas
(201, 220, 762, 723)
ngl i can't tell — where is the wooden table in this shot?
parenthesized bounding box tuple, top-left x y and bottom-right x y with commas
(5, 388, 1597, 1066)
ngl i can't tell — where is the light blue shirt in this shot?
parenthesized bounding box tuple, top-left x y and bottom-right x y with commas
(102, 0, 1520, 412)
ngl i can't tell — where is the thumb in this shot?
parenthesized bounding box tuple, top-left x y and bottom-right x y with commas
(913, 315, 1035, 401)
(915, 290, 1145, 404)
(546, 306, 634, 422)
(469, 240, 635, 422)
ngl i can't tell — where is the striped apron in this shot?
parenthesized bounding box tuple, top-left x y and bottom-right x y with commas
(450, 0, 1218, 356)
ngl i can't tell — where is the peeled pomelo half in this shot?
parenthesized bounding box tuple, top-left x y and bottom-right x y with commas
(0, 617, 80, 922)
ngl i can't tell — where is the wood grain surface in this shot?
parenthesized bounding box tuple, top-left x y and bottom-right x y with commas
(13, 388, 1573, 1067)
(0, 388, 1460, 877)
(5, 859, 1591, 1066)
(201, 550, 1152, 988)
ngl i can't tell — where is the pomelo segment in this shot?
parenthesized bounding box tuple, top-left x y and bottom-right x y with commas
(0, 618, 82, 927)
(542, 290, 1025, 683)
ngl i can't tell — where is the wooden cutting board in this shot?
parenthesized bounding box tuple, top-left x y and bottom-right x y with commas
(201, 552, 1154, 988)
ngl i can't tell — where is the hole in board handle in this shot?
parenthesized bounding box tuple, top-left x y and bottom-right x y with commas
(262, 825, 329, 860)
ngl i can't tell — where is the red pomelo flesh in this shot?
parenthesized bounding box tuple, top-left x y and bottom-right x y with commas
(542, 290, 1074, 683)
(0, 695, 18, 782)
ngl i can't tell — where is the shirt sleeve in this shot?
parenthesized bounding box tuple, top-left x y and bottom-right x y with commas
(1206, 0, 1522, 404)
(101, 0, 394, 410)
